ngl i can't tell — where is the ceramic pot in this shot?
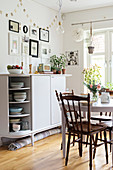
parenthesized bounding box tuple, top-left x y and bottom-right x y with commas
(88, 46, 94, 54)
(62, 69, 66, 74)
(58, 70, 61, 74)
(53, 69, 56, 74)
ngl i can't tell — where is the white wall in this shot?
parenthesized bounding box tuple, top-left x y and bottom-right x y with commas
(64, 6, 113, 94)
(0, 0, 63, 73)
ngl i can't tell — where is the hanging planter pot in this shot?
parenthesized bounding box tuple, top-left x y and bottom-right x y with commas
(88, 46, 94, 54)
(88, 22, 94, 54)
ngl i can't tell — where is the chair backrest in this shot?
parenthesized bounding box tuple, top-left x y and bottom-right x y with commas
(60, 93, 91, 133)
(55, 90, 74, 102)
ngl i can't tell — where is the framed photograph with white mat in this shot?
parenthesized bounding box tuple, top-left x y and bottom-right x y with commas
(29, 39, 39, 58)
(21, 42, 29, 55)
(29, 26, 38, 39)
(8, 33, 20, 55)
(39, 28, 49, 42)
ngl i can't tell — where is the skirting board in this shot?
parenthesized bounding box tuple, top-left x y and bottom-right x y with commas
(0, 137, 2, 146)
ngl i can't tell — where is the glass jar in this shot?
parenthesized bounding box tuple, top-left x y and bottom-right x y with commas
(21, 121, 29, 130)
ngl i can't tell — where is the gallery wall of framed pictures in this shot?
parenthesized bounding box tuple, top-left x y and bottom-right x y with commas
(8, 20, 50, 59)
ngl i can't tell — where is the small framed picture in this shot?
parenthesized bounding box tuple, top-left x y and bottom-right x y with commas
(23, 25, 29, 34)
(39, 28, 49, 42)
(40, 43, 51, 58)
(9, 20, 19, 33)
(66, 50, 79, 66)
(8, 33, 20, 55)
(22, 35, 29, 42)
(29, 39, 39, 58)
(21, 42, 29, 55)
(30, 26, 38, 39)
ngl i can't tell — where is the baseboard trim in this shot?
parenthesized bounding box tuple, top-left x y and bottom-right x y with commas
(0, 137, 2, 146)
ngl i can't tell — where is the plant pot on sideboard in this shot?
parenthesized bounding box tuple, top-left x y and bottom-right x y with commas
(62, 69, 66, 74)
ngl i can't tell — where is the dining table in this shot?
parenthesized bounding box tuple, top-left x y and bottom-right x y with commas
(61, 98, 113, 167)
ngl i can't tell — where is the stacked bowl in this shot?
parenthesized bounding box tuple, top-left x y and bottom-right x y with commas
(10, 82, 24, 88)
(14, 92, 27, 102)
(9, 107, 23, 115)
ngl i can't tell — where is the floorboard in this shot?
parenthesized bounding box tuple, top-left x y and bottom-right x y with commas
(0, 134, 112, 170)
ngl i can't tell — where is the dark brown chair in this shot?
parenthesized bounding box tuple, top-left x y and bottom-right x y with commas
(55, 90, 76, 150)
(91, 112, 112, 152)
(60, 93, 108, 170)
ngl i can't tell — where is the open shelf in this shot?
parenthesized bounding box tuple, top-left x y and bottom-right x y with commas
(9, 114, 30, 118)
(8, 130, 32, 138)
(9, 101, 30, 104)
(9, 87, 30, 91)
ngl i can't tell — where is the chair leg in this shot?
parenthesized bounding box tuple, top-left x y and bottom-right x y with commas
(100, 131, 102, 140)
(104, 130, 108, 164)
(73, 135, 75, 146)
(78, 134, 81, 156)
(89, 135, 92, 170)
(61, 142, 63, 150)
(86, 135, 89, 147)
(93, 133, 98, 159)
(80, 134, 83, 157)
(109, 129, 111, 152)
(65, 132, 71, 166)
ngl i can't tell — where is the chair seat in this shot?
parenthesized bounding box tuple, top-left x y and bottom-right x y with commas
(69, 121, 106, 134)
(91, 115, 111, 121)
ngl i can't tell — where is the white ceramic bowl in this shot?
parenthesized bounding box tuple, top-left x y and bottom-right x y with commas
(15, 99, 26, 102)
(14, 96, 26, 100)
(14, 92, 26, 95)
(8, 69, 23, 74)
(12, 124, 21, 132)
(11, 82, 24, 88)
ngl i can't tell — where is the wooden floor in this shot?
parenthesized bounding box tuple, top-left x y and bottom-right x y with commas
(0, 134, 112, 170)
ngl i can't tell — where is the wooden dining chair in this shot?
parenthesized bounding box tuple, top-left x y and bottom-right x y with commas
(91, 112, 112, 152)
(60, 93, 108, 170)
(55, 90, 77, 150)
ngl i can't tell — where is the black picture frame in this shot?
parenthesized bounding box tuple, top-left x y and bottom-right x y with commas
(9, 20, 19, 33)
(23, 25, 28, 34)
(29, 39, 39, 58)
(39, 28, 49, 42)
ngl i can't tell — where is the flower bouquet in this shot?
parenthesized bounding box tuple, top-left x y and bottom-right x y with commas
(82, 64, 101, 101)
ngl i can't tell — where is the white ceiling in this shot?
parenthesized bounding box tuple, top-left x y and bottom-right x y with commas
(32, 0, 113, 13)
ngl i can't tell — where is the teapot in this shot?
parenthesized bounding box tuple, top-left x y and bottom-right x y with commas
(101, 92, 110, 103)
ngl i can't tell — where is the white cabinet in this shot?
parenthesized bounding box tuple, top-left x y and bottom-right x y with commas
(0, 74, 70, 140)
(51, 76, 66, 125)
(32, 76, 51, 131)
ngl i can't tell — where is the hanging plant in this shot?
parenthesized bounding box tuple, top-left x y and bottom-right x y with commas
(88, 22, 94, 54)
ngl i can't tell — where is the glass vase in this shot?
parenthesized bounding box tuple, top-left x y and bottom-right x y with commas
(90, 92, 99, 102)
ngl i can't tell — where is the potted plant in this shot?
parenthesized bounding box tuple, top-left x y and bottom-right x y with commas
(50, 55, 58, 74)
(50, 55, 63, 74)
(60, 54, 67, 74)
(82, 64, 101, 101)
(105, 82, 113, 95)
(86, 23, 95, 54)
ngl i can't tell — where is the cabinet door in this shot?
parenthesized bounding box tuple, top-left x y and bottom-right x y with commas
(51, 76, 66, 125)
(32, 76, 51, 131)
